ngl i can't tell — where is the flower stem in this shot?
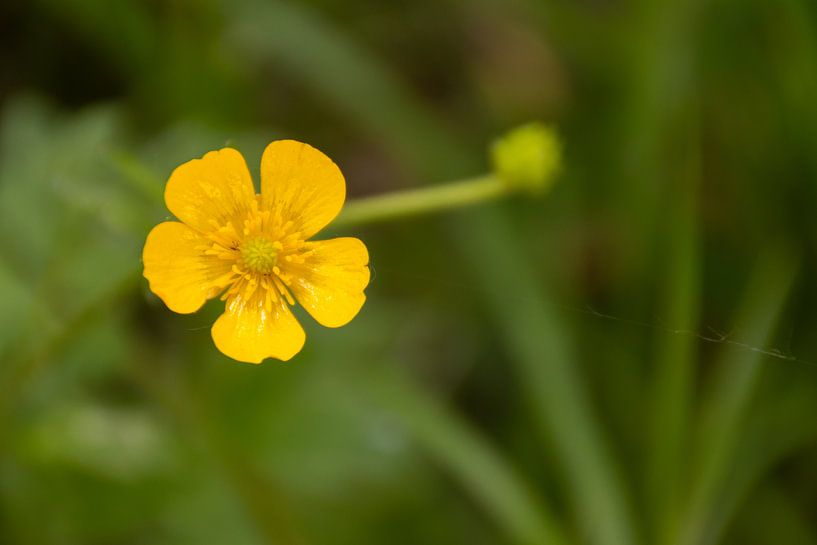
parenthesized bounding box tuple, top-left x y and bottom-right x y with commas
(334, 174, 507, 227)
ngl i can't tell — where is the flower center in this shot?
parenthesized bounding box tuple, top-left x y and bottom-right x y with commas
(240, 237, 278, 274)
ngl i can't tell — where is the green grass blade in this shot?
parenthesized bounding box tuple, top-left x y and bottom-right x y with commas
(646, 126, 701, 541)
(456, 209, 638, 545)
(676, 248, 798, 545)
(367, 366, 571, 545)
(703, 385, 817, 544)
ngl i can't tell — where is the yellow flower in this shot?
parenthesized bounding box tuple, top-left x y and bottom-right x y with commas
(142, 140, 370, 364)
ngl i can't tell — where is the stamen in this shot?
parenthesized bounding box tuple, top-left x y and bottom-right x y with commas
(272, 276, 296, 306)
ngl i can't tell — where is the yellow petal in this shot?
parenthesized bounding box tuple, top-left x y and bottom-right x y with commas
(286, 237, 370, 328)
(143, 222, 235, 314)
(211, 295, 305, 363)
(260, 140, 345, 238)
(165, 147, 256, 235)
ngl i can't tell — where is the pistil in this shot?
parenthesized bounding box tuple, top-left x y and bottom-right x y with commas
(240, 237, 280, 274)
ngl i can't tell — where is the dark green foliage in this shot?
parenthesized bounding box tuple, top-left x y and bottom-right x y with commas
(1, 0, 816, 544)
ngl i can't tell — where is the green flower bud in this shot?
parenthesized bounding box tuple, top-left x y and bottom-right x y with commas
(491, 123, 561, 193)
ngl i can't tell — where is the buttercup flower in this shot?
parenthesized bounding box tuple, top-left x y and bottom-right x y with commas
(143, 140, 370, 363)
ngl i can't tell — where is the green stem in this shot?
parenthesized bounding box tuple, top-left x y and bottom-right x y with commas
(334, 174, 506, 227)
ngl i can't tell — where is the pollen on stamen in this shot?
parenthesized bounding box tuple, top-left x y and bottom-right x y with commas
(272, 276, 296, 306)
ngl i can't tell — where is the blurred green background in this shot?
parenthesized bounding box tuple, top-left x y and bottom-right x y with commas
(2, 0, 817, 544)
